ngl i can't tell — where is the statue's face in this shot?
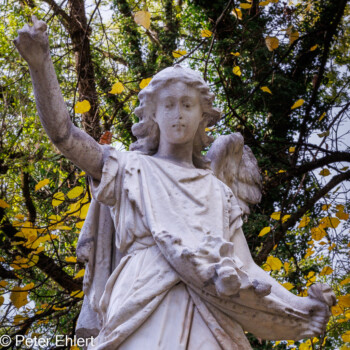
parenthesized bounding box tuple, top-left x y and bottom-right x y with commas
(154, 81, 203, 145)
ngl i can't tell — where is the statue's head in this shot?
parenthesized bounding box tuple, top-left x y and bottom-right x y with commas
(130, 65, 221, 168)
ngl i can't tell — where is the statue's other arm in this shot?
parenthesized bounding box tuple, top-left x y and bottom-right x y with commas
(231, 227, 335, 340)
(14, 16, 103, 181)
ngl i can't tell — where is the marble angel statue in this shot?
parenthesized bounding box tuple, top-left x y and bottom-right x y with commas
(15, 16, 336, 350)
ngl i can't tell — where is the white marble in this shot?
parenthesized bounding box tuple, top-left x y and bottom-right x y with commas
(15, 16, 336, 350)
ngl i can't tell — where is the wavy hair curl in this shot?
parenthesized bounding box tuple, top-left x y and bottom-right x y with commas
(130, 65, 221, 169)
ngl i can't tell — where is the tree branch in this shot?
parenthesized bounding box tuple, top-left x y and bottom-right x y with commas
(256, 170, 350, 264)
(20, 170, 36, 223)
(0, 207, 82, 292)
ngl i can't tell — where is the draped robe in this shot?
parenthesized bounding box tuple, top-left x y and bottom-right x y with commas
(76, 147, 313, 349)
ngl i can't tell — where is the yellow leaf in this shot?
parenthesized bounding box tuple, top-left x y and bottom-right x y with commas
(259, 226, 271, 237)
(0, 199, 10, 208)
(232, 8, 243, 20)
(340, 277, 350, 286)
(338, 295, 350, 308)
(328, 243, 336, 251)
(311, 226, 326, 241)
(278, 169, 286, 173)
(53, 305, 66, 311)
(319, 168, 330, 176)
(262, 263, 271, 271)
(109, 82, 124, 94)
(331, 305, 343, 316)
(56, 226, 72, 230)
(172, 50, 187, 58)
(299, 289, 308, 297)
(230, 52, 240, 56)
(270, 212, 281, 220)
(342, 331, 350, 343)
(71, 346, 80, 350)
(305, 3, 312, 11)
(299, 343, 311, 350)
(10, 287, 29, 309)
(340, 166, 349, 171)
(79, 203, 90, 219)
(265, 36, 279, 51)
(0, 281, 8, 288)
(73, 268, 85, 279)
(298, 216, 310, 228)
(336, 211, 349, 221)
(320, 216, 340, 229)
(52, 192, 65, 207)
(259, 1, 270, 6)
(336, 204, 345, 211)
(282, 282, 294, 290)
(291, 99, 305, 110)
(0, 295, 4, 306)
(266, 256, 282, 271)
(71, 290, 84, 298)
(304, 247, 314, 258)
(49, 215, 61, 223)
(232, 66, 242, 76)
(289, 146, 295, 153)
(318, 130, 330, 138)
(289, 31, 299, 44)
(134, 10, 151, 30)
(320, 266, 333, 276)
(284, 262, 290, 273)
(306, 271, 315, 279)
(261, 86, 272, 94)
(201, 29, 212, 37)
(76, 221, 84, 229)
(35, 179, 50, 191)
(319, 112, 326, 121)
(74, 100, 91, 114)
(240, 3, 252, 9)
(322, 204, 331, 211)
(139, 78, 152, 89)
(65, 256, 77, 263)
(282, 214, 290, 223)
(13, 315, 27, 325)
(67, 186, 84, 199)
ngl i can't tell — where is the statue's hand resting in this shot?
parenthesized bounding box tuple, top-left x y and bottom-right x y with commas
(14, 15, 49, 68)
(300, 283, 336, 339)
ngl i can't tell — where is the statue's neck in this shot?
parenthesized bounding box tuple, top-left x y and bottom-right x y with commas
(153, 139, 194, 169)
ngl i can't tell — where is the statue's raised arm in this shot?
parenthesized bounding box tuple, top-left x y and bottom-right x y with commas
(14, 16, 103, 181)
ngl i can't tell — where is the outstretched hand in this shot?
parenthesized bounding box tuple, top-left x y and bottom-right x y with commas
(300, 283, 336, 339)
(14, 15, 49, 68)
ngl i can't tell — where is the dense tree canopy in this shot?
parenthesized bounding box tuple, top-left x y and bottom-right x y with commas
(0, 0, 349, 349)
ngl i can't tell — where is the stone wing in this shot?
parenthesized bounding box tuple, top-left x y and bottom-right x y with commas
(207, 133, 262, 215)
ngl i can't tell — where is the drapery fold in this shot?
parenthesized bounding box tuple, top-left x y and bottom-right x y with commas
(76, 148, 313, 349)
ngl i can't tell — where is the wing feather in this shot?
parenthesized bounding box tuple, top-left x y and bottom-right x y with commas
(207, 133, 262, 215)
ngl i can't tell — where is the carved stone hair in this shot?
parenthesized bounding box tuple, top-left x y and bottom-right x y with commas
(130, 65, 221, 169)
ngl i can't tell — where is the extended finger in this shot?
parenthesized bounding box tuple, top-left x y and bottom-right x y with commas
(32, 15, 47, 32)
(18, 24, 31, 35)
